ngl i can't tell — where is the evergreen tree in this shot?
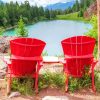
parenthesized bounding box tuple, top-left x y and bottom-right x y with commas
(38, 7, 44, 16)
(0, 1, 57, 27)
(16, 17, 28, 37)
(50, 10, 56, 19)
(45, 9, 50, 19)
(75, 0, 79, 11)
(78, 9, 84, 17)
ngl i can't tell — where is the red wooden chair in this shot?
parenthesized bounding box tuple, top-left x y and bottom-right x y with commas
(6, 38, 46, 94)
(61, 36, 98, 92)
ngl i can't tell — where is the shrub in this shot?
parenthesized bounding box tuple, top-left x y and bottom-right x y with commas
(86, 15, 97, 40)
(12, 77, 34, 95)
(11, 71, 100, 94)
(85, 15, 98, 58)
(78, 9, 84, 17)
(39, 72, 65, 90)
(16, 17, 28, 37)
(95, 71, 100, 92)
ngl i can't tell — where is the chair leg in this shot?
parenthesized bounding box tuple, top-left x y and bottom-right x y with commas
(92, 70, 96, 92)
(35, 62, 40, 94)
(35, 73, 39, 94)
(91, 61, 98, 92)
(7, 77, 12, 95)
(65, 73, 69, 92)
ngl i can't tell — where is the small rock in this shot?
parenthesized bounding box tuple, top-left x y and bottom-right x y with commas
(8, 92, 21, 98)
(0, 72, 6, 79)
(0, 68, 6, 79)
(42, 96, 69, 100)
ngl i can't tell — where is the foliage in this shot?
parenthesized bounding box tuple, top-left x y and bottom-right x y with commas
(50, 10, 56, 19)
(86, 15, 97, 40)
(69, 73, 91, 92)
(74, 0, 80, 12)
(95, 71, 100, 92)
(0, 1, 57, 28)
(64, 0, 95, 15)
(16, 17, 28, 37)
(11, 70, 100, 95)
(0, 0, 96, 28)
(85, 15, 98, 58)
(78, 9, 84, 17)
(57, 12, 89, 22)
(45, 9, 50, 19)
(39, 72, 66, 90)
(42, 51, 48, 56)
(12, 77, 34, 95)
(0, 0, 96, 29)
(80, 0, 95, 11)
(0, 27, 4, 36)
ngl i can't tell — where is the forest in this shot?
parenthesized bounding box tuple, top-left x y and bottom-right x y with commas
(0, 1, 56, 27)
(0, 0, 96, 28)
(57, 0, 95, 16)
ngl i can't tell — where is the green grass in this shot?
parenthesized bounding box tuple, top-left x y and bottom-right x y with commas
(11, 71, 100, 95)
(56, 12, 89, 22)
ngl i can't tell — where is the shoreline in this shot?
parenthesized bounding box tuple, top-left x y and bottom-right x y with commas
(2, 15, 89, 32)
(56, 13, 90, 23)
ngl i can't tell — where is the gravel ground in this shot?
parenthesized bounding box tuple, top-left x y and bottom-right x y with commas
(0, 87, 100, 100)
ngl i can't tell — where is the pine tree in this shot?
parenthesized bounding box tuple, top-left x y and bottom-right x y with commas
(50, 10, 56, 19)
(16, 17, 28, 37)
(78, 9, 83, 17)
(45, 9, 50, 19)
(75, 0, 79, 11)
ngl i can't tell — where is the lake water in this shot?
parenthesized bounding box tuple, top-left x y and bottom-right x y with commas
(4, 20, 92, 56)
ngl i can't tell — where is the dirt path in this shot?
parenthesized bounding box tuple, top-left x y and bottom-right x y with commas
(0, 87, 100, 100)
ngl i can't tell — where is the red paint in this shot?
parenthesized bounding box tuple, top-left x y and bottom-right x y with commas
(61, 36, 98, 92)
(7, 37, 46, 93)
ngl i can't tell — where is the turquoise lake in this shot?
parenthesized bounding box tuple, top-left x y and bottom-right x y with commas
(3, 20, 92, 56)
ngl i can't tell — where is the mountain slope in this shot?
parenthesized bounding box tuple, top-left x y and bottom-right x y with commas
(0, 0, 3, 4)
(45, 1, 75, 10)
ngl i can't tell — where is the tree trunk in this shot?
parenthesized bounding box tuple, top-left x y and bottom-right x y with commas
(97, 0, 100, 59)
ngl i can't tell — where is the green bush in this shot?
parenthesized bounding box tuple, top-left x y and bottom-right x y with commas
(78, 9, 84, 17)
(86, 15, 97, 40)
(85, 15, 98, 58)
(12, 77, 34, 95)
(68, 74, 91, 92)
(16, 17, 28, 37)
(11, 71, 100, 95)
(39, 72, 66, 90)
(95, 71, 100, 92)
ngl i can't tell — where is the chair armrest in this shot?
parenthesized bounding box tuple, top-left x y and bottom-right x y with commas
(11, 55, 43, 61)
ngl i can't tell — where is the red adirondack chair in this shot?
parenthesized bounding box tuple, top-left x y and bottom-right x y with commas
(61, 36, 98, 92)
(6, 38, 46, 94)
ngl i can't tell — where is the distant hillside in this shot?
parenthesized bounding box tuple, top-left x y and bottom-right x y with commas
(45, 1, 75, 10)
